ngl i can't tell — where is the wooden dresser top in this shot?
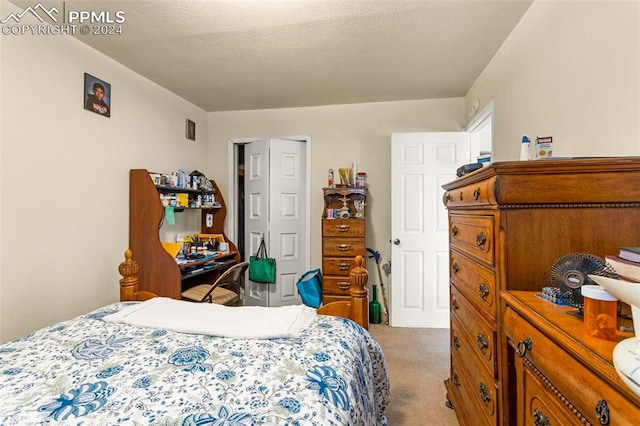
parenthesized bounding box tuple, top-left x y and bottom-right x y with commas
(443, 157, 640, 205)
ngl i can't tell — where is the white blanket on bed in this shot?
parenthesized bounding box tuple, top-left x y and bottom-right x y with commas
(103, 297, 317, 338)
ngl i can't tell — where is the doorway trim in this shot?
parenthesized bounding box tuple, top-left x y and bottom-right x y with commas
(226, 136, 312, 271)
(464, 99, 494, 162)
(464, 99, 494, 133)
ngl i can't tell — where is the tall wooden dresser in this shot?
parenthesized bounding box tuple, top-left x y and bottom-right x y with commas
(442, 158, 640, 425)
(321, 187, 367, 303)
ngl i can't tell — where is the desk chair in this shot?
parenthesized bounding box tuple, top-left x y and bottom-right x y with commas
(181, 261, 249, 306)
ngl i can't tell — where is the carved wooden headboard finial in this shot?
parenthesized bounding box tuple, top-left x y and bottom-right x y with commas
(119, 249, 140, 301)
(350, 255, 369, 296)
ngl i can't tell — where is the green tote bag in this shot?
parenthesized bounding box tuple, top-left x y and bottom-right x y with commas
(249, 237, 276, 283)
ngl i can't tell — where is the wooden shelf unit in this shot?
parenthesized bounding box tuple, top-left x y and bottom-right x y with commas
(129, 169, 239, 299)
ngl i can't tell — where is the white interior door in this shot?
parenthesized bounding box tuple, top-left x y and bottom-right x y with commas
(244, 139, 270, 306)
(244, 139, 306, 307)
(390, 132, 469, 327)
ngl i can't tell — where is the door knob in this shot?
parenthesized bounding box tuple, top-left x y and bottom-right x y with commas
(393, 239, 401, 245)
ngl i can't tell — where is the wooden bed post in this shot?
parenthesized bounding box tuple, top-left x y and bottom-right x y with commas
(317, 255, 370, 330)
(349, 255, 369, 329)
(119, 249, 139, 301)
(119, 249, 157, 302)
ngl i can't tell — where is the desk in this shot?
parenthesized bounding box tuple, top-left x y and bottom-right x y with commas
(130, 169, 242, 299)
(178, 251, 238, 291)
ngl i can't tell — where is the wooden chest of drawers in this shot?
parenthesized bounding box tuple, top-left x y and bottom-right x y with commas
(447, 210, 500, 424)
(442, 158, 640, 425)
(502, 291, 640, 425)
(321, 188, 366, 303)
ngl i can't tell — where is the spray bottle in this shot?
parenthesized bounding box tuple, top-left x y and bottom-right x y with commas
(520, 135, 533, 161)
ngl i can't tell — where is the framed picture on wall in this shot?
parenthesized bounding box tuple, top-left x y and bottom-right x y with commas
(84, 73, 111, 117)
(186, 119, 196, 140)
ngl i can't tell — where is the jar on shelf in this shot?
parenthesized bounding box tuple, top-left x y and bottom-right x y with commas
(356, 172, 367, 188)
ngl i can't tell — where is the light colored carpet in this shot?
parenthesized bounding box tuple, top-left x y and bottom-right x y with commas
(368, 324, 459, 425)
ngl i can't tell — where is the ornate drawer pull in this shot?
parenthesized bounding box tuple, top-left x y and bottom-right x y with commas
(336, 224, 351, 232)
(336, 262, 351, 270)
(453, 373, 461, 388)
(477, 333, 489, 352)
(478, 383, 491, 405)
(452, 263, 459, 274)
(533, 408, 550, 426)
(451, 226, 458, 237)
(336, 244, 351, 251)
(446, 193, 453, 202)
(453, 335, 460, 350)
(473, 188, 481, 200)
(515, 337, 533, 357)
(595, 400, 610, 425)
(336, 282, 351, 290)
(459, 192, 463, 201)
(478, 283, 490, 300)
(451, 299, 459, 311)
(476, 232, 487, 246)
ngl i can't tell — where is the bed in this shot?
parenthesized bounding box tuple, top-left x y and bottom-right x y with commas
(0, 251, 389, 425)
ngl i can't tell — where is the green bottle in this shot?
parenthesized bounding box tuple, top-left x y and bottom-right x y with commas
(369, 284, 382, 324)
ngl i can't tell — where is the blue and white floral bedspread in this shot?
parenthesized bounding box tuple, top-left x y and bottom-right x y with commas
(0, 302, 390, 425)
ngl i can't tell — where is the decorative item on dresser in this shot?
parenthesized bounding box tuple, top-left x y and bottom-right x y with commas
(322, 187, 366, 304)
(441, 157, 640, 425)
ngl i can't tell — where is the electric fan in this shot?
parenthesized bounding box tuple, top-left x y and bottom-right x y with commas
(548, 252, 618, 309)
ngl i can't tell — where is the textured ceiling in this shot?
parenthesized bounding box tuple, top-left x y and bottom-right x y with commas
(9, 0, 533, 112)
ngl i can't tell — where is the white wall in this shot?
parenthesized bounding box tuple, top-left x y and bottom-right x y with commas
(0, 0, 209, 341)
(206, 99, 466, 273)
(466, 0, 640, 160)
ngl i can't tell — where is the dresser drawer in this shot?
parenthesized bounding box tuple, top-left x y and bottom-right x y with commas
(518, 356, 591, 426)
(449, 214, 494, 266)
(323, 276, 353, 296)
(322, 257, 356, 276)
(322, 238, 365, 257)
(451, 286, 497, 378)
(322, 219, 365, 237)
(451, 344, 497, 424)
(503, 306, 640, 425)
(443, 176, 496, 208)
(446, 360, 494, 426)
(450, 250, 497, 319)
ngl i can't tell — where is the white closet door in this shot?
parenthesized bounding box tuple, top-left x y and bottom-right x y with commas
(244, 139, 306, 307)
(268, 139, 306, 307)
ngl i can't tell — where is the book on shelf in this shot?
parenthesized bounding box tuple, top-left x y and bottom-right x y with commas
(618, 246, 640, 263)
(604, 255, 640, 282)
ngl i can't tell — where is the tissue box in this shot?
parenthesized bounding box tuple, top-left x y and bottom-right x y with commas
(536, 136, 553, 159)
